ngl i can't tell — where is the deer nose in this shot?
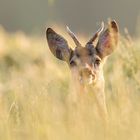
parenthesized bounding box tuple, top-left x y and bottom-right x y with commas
(80, 68, 96, 79)
(82, 68, 91, 76)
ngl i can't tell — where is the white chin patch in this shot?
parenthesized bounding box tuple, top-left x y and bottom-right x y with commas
(79, 75, 94, 85)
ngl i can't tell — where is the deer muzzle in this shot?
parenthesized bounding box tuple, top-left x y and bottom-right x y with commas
(80, 68, 96, 84)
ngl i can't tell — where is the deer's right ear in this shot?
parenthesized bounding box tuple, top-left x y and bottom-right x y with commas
(96, 20, 119, 58)
(46, 28, 72, 62)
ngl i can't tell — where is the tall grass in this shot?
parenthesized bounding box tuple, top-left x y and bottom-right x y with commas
(0, 26, 140, 140)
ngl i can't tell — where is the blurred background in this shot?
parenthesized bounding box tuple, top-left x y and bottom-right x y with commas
(0, 0, 140, 36)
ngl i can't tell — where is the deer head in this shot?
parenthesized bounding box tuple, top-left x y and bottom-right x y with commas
(46, 20, 119, 85)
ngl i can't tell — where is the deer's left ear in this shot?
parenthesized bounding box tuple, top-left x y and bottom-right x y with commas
(96, 20, 119, 58)
(46, 28, 72, 62)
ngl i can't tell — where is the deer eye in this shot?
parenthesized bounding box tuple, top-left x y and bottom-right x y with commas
(95, 59, 101, 66)
(70, 60, 76, 67)
(76, 53, 80, 58)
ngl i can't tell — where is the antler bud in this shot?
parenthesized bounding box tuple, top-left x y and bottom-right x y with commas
(86, 22, 104, 46)
(66, 26, 81, 47)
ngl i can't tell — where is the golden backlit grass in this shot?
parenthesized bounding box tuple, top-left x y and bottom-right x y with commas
(0, 26, 140, 140)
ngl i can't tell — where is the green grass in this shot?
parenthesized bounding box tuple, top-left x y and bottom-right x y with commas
(0, 26, 140, 140)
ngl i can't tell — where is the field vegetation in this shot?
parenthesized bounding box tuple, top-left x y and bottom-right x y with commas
(0, 26, 140, 140)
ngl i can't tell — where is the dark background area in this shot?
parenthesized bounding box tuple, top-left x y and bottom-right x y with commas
(0, 0, 140, 36)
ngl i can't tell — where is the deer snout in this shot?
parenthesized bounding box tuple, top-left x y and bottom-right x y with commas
(80, 68, 96, 80)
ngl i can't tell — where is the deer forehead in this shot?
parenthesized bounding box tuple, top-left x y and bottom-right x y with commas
(70, 46, 102, 67)
(73, 47, 98, 60)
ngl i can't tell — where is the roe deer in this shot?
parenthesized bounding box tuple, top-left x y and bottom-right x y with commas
(46, 20, 119, 121)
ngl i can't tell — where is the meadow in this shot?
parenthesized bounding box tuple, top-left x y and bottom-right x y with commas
(0, 25, 140, 140)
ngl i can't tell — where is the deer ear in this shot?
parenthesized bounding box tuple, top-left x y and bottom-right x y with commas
(46, 28, 72, 62)
(96, 20, 119, 58)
